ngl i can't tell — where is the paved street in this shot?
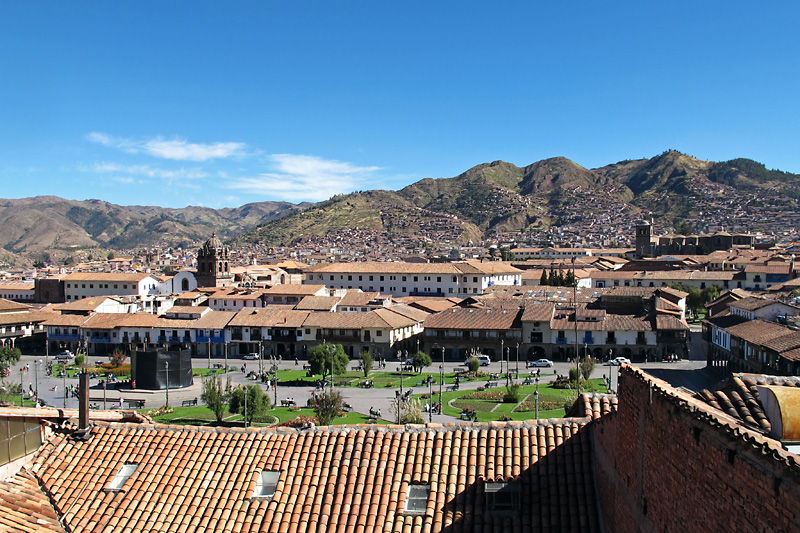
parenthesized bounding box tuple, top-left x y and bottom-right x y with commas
(6, 340, 718, 424)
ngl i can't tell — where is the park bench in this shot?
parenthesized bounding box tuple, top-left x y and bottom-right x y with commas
(397, 365, 413, 373)
(342, 403, 353, 412)
(446, 384, 459, 392)
(368, 407, 381, 422)
(351, 365, 363, 372)
(522, 377, 535, 385)
(125, 399, 145, 409)
(485, 381, 497, 388)
(212, 363, 223, 369)
(359, 380, 374, 388)
(182, 398, 198, 407)
(460, 408, 477, 421)
(281, 399, 297, 407)
(490, 373, 500, 380)
(303, 364, 312, 370)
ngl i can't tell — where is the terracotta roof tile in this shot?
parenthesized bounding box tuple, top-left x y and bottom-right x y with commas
(29, 420, 601, 532)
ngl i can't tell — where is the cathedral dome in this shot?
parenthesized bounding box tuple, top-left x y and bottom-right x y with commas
(204, 233, 224, 252)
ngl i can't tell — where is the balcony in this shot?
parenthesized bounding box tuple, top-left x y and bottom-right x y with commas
(196, 334, 225, 343)
(49, 332, 81, 341)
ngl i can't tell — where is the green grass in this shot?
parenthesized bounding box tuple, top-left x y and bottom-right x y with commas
(416, 379, 607, 422)
(145, 402, 392, 427)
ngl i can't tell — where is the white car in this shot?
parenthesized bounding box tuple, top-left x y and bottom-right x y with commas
(530, 359, 554, 367)
(464, 355, 491, 366)
(243, 353, 260, 360)
(605, 356, 631, 366)
(55, 350, 74, 360)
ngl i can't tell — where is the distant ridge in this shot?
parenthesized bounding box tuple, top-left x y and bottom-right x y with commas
(2, 151, 799, 264)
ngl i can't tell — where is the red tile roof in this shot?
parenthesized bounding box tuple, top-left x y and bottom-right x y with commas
(28, 420, 601, 532)
(0, 469, 64, 532)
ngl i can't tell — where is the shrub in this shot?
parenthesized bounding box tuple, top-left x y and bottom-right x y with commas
(503, 384, 521, 403)
(579, 357, 596, 381)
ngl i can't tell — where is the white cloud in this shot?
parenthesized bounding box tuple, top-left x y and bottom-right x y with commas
(86, 132, 246, 161)
(90, 162, 208, 180)
(226, 154, 381, 202)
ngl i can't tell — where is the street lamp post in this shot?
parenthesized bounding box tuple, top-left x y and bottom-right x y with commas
(500, 339, 504, 376)
(428, 378, 433, 423)
(103, 378, 107, 410)
(534, 376, 539, 419)
(438, 364, 443, 418)
(515, 343, 519, 378)
(165, 360, 170, 407)
(34, 359, 42, 407)
(20, 368, 24, 407)
(62, 363, 66, 408)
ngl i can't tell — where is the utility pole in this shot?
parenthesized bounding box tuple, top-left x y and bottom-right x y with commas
(573, 257, 580, 395)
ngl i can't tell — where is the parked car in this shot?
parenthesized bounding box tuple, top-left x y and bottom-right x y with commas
(55, 350, 74, 360)
(464, 355, 492, 366)
(530, 358, 554, 367)
(605, 356, 631, 366)
(243, 353, 260, 360)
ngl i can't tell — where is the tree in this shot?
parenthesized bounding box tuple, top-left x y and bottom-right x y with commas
(391, 397, 424, 424)
(565, 269, 576, 288)
(467, 356, 480, 374)
(312, 389, 344, 426)
(503, 383, 520, 403)
(229, 384, 271, 426)
(676, 221, 694, 235)
(201, 375, 231, 423)
(359, 350, 373, 378)
(540, 270, 549, 286)
(0, 346, 21, 375)
(107, 251, 115, 260)
(579, 356, 596, 381)
(308, 343, 349, 382)
(411, 351, 432, 374)
(109, 349, 127, 368)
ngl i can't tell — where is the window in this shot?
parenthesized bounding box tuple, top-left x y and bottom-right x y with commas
(369, 275, 374, 281)
(437, 276, 441, 282)
(404, 484, 430, 513)
(485, 481, 521, 512)
(473, 277, 478, 283)
(376, 330, 383, 337)
(402, 276, 407, 282)
(348, 275, 352, 281)
(413, 276, 418, 282)
(252, 470, 281, 500)
(89, 284, 93, 288)
(107, 463, 138, 491)
(380, 275, 384, 281)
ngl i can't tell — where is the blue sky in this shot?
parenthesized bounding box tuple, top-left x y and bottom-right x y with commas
(1, 2, 798, 208)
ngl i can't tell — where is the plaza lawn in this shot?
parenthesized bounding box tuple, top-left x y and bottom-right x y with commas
(144, 403, 392, 427)
(415, 378, 607, 422)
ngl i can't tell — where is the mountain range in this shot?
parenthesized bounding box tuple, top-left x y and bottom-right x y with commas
(2, 150, 798, 265)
